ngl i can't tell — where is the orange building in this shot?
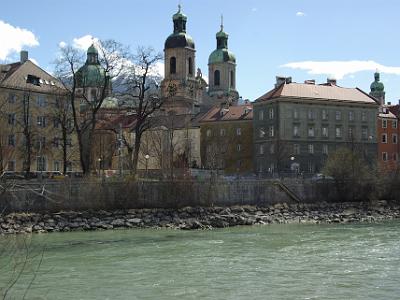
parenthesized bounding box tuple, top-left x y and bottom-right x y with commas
(377, 107, 399, 170)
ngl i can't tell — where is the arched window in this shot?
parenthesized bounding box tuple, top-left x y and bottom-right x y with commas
(170, 57, 176, 74)
(230, 70, 235, 88)
(188, 57, 193, 75)
(214, 70, 220, 86)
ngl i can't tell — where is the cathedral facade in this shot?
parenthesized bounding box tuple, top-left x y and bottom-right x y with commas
(161, 6, 240, 115)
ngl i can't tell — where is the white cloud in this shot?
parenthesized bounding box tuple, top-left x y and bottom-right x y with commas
(58, 41, 67, 48)
(251, 7, 258, 12)
(296, 11, 306, 17)
(72, 35, 99, 51)
(281, 60, 400, 80)
(0, 20, 39, 60)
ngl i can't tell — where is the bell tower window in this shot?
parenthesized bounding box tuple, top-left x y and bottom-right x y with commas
(230, 71, 235, 89)
(214, 70, 220, 86)
(188, 57, 193, 76)
(170, 57, 176, 74)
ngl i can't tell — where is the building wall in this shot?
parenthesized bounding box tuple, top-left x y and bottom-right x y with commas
(200, 120, 253, 174)
(377, 116, 399, 170)
(254, 98, 378, 174)
(0, 87, 80, 173)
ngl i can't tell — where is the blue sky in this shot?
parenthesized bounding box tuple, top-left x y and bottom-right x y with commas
(1, 0, 400, 104)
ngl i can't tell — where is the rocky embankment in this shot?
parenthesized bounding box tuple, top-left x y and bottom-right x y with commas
(1, 201, 399, 234)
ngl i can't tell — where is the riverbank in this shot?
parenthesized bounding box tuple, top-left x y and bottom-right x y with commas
(1, 201, 399, 234)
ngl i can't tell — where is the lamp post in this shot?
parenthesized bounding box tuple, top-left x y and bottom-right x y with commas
(98, 157, 102, 177)
(290, 156, 296, 177)
(145, 154, 150, 178)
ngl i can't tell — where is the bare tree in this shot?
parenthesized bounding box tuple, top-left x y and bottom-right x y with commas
(54, 40, 128, 174)
(116, 47, 171, 176)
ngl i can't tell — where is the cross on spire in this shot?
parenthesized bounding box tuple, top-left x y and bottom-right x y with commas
(220, 14, 224, 31)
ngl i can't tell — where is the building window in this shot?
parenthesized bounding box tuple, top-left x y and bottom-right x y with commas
(53, 137, 59, 148)
(230, 71, 235, 88)
(293, 144, 300, 155)
(259, 128, 265, 138)
(206, 129, 212, 137)
(236, 128, 241, 136)
(259, 110, 264, 121)
(36, 95, 46, 107)
(270, 144, 275, 154)
(382, 133, 387, 143)
(8, 113, 16, 125)
(7, 160, 16, 171)
(269, 108, 274, 119)
(237, 160, 242, 169)
(322, 109, 328, 120)
(8, 93, 16, 104)
(37, 116, 46, 127)
(293, 125, 299, 137)
(220, 128, 226, 136)
(66, 138, 72, 147)
(308, 109, 314, 120)
(308, 127, 315, 137)
(308, 144, 314, 154)
(348, 127, 354, 139)
(335, 111, 342, 121)
(361, 112, 367, 122)
(170, 57, 176, 74)
(188, 57, 193, 75)
(37, 136, 46, 149)
(393, 134, 398, 144)
(37, 156, 46, 171)
(394, 153, 399, 161)
(335, 127, 342, 138)
(221, 144, 227, 154)
(269, 126, 274, 137)
(322, 127, 328, 138)
(382, 152, 388, 161)
(382, 119, 387, 129)
(54, 118, 60, 128)
(259, 144, 264, 155)
(8, 134, 15, 146)
(237, 144, 241, 152)
(214, 70, 220, 86)
(308, 161, 315, 173)
(349, 111, 354, 121)
(54, 161, 60, 172)
(362, 127, 368, 140)
(393, 120, 398, 129)
(322, 144, 328, 155)
(293, 109, 299, 119)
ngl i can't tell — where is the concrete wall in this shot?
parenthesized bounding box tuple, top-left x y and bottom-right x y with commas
(0, 179, 333, 213)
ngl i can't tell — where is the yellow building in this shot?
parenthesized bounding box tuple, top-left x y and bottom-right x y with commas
(0, 51, 80, 174)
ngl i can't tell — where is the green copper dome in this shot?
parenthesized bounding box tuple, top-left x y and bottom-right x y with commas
(370, 72, 384, 92)
(76, 44, 106, 87)
(208, 49, 236, 64)
(208, 24, 235, 64)
(165, 5, 195, 49)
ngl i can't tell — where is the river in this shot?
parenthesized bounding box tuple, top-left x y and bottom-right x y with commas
(0, 222, 399, 299)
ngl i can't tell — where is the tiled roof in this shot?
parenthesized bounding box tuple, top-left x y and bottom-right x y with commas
(199, 104, 253, 123)
(0, 60, 66, 93)
(255, 82, 378, 104)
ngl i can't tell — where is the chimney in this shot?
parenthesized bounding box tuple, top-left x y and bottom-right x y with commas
(275, 76, 287, 88)
(20, 51, 28, 63)
(388, 102, 391, 105)
(327, 78, 337, 85)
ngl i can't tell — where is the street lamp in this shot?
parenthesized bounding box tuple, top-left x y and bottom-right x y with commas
(98, 157, 102, 176)
(145, 154, 150, 178)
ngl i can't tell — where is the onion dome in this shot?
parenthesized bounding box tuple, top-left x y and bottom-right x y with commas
(208, 22, 236, 64)
(370, 71, 384, 92)
(76, 44, 106, 87)
(165, 5, 195, 49)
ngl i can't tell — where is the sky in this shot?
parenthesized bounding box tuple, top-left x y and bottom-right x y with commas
(1, 0, 400, 104)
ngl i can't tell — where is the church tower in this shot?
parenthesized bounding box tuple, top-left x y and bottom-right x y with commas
(370, 71, 385, 105)
(208, 18, 239, 105)
(161, 5, 205, 114)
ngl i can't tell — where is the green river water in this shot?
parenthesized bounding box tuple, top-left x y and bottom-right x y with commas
(0, 221, 399, 300)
